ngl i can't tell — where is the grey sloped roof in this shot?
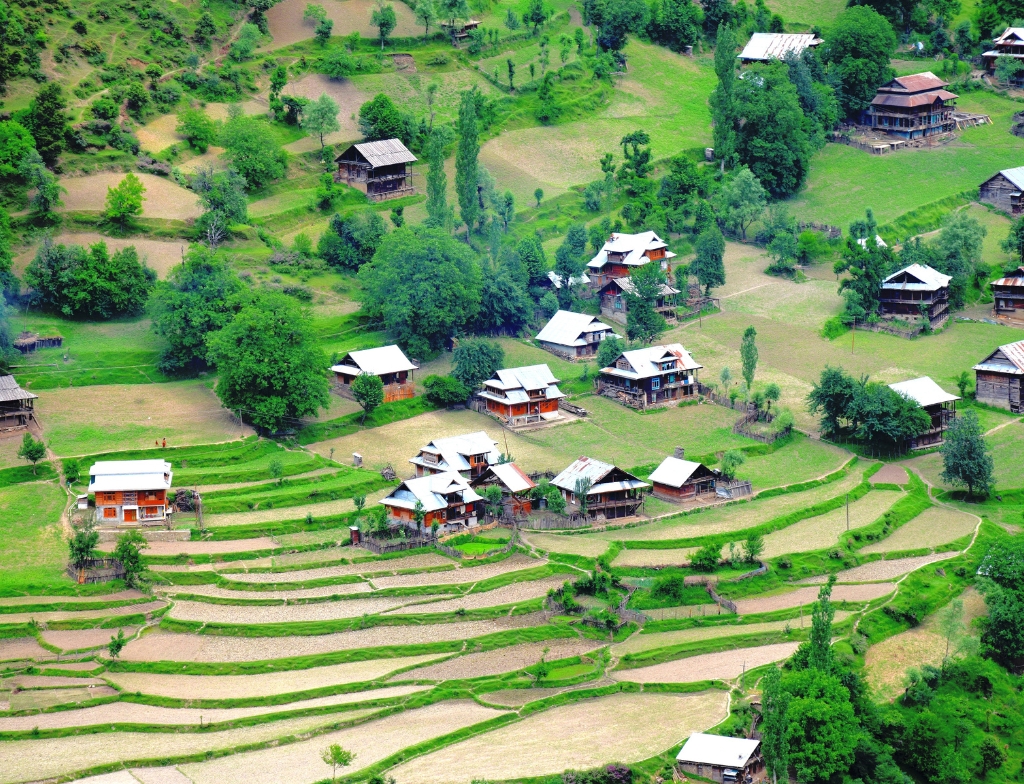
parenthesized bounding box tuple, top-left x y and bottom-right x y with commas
(352, 139, 417, 167)
(996, 166, 1024, 191)
(737, 32, 822, 61)
(881, 264, 951, 292)
(535, 310, 613, 347)
(380, 471, 482, 512)
(0, 375, 36, 402)
(677, 734, 761, 767)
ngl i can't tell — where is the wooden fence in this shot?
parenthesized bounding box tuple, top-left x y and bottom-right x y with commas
(434, 529, 520, 560)
(733, 411, 792, 444)
(524, 515, 595, 531)
(796, 221, 842, 240)
(718, 480, 753, 499)
(360, 535, 432, 555)
(66, 558, 125, 584)
(558, 399, 589, 417)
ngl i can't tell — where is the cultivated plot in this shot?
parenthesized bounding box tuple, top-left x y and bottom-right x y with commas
(58, 173, 201, 221)
(392, 640, 603, 681)
(731, 583, 895, 615)
(165, 595, 443, 624)
(14, 234, 186, 280)
(859, 506, 977, 553)
(803, 553, 958, 583)
(611, 642, 800, 683)
(385, 575, 567, 614)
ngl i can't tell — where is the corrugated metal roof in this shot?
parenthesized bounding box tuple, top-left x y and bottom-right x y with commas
(590, 479, 649, 493)
(535, 310, 613, 348)
(677, 734, 761, 767)
(588, 231, 675, 270)
(380, 471, 481, 512)
(870, 89, 957, 108)
(331, 345, 416, 377)
(995, 166, 1024, 191)
(605, 277, 680, 297)
(994, 27, 1024, 44)
(972, 361, 1024, 375)
(737, 32, 822, 61)
(89, 460, 173, 492)
(988, 339, 1024, 372)
(408, 431, 500, 474)
(990, 266, 1024, 287)
(484, 462, 536, 493)
(481, 365, 566, 405)
(0, 375, 37, 402)
(882, 264, 951, 292)
(649, 456, 702, 488)
(352, 139, 417, 167)
(546, 270, 590, 289)
(887, 72, 948, 92)
(889, 377, 960, 407)
(551, 456, 615, 492)
(856, 235, 887, 249)
(600, 343, 702, 380)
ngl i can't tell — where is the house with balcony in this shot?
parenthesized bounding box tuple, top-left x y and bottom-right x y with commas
(598, 276, 680, 325)
(551, 456, 649, 520)
(379, 471, 483, 534)
(990, 266, 1024, 323)
(334, 139, 415, 202)
(477, 364, 566, 427)
(974, 339, 1024, 413)
(331, 345, 418, 403)
(535, 310, 615, 359)
(88, 460, 173, 525)
(983, 27, 1024, 81)
(863, 72, 957, 141)
(879, 264, 951, 326)
(409, 431, 500, 480)
(889, 376, 960, 448)
(471, 462, 537, 516)
(587, 231, 675, 290)
(676, 734, 764, 784)
(596, 343, 702, 410)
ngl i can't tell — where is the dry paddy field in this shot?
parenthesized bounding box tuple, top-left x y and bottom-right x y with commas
(222, 552, 460, 584)
(179, 700, 504, 784)
(98, 539, 277, 556)
(264, 0, 420, 48)
(859, 506, 978, 553)
(368, 555, 544, 589)
(611, 547, 699, 567)
(13, 234, 185, 279)
(391, 692, 729, 784)
(135, 112, 183, 153)
(166, 595, 443, 623)
(104, 655, 446, 700)
(524, 532, 611, 558)
(277, 74, 364, 143)
(612, 642, 800, 684)
(386, 575, 567, 615)
(58, 173, 201, 220)
(732, 583, 896, 615)
(0, 590, 144, 606)
(392, 640, 603, 682)
(805, 553, 958, 583)
(41, 627, 140, 651)
(0, 600, 164, 625)
(158, 583, 372, 601)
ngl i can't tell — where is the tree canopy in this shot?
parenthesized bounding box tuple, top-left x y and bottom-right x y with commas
(219, 115, 286, 189)
(821, 7, 897, 118)
(452, 338, 504, 389)
(940, 409, 994, 497)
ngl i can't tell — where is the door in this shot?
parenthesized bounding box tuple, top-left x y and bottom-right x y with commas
(123, 508, 137, 523)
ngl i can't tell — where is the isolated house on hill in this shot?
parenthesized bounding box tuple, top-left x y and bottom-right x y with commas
(331, 345, 418, 403)
(596, 343, 702, 409)
(676, 733, 764, 783)
(477, 365, 566, 427)
(980, 167, 1024, 215)
(335, 139, 416, 202)
(598, 276, 680, 325)
(409, 431, 500, 480)
(89, 460, 173, 525)
(864, 72, 957, 140)
(889, 376, 960, 448)
(379, 471, 482, 534)
(551, 456, 649, 520)
(983, 27, 1024, 77)
(879, 264, 951, 325)
(648, 454, 721, 502)
(471, 462, 537, 516)
(535, 310, 615, 359)
(991, 266, 1024, 322)
(587, 231, 674, 290)
(737, 32, 822, 62)
(974, 339, 1024, 413)
(0, 375, 37, 429)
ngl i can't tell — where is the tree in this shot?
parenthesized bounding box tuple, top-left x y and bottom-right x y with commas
(574, 476, 593, 515)
(648, 0, 702, 51)
(587, 0, 649, 49)
(835, 210, 893, 322)
(507, 58, 516, 91)
(740, 326, 758, 390)
(808, 574, 836, 671)
(415, 0, 437, 33)
(782, 668, 859, 782)
(476, 269, 531, 334)
(940, 409, 994, 498)
(452, 338, 503, 389)
(423, 374, 470, 406)
(371, 1, 397, 48)
(937, 210, 986, 309)
(229, 22, 263, 60)
(26, 83, 69, 166)
(709, 24, 737, 170)
(304, 3, 327, 23)
(424, 130, 453, 231)
(1001, 215, 1024, 266)
(596, 335, 626, 369)
(359, 226, 482, 355)
(955, 370, 971, 399)
(495, 190, 515, 231)
(534, 187, 544, 207)
(268, 457, 284, 484)
(317, 210, 386, 269)
(68, 526, 99, 569)
(358, 93, 414, 144)
(856, 383, 931, 450)
(744, 532, 764, 563)
(194, 167, 249, 237)
(107, 628, 127, 659)
(720, 449, 745, 480)
(719, 366, 732, 393)
(0, 121, 35, 179)
(481, 484, 504, 519)
(524, 0, 547, 33)
(715, 167, 766, 240)
(104, 173, 147, 228)
(113, 530, 148, 587)
(690, 542, 721, 572)
(760, 666, 789, 784)
(624, 261, 668, 344)
(351, 372, 385, 423)
(455, 88, 480, 234)
(978, 736, 1007, 777)
(320, 744, 355, 782)
(693, 225, 726, 294)
(820, 7, 897, 118)
(17, 432, 45, 473)
(20, 151, 65, 217)
(766, 231, 798, 275)
(219, 116, 286, 189)
(176, 109, 217, 153)
(315, 16, 334, 44)
(763, 382, 781, 414)
(206, 290, 330, 432)
(302, 93, 341, 154)
(978, 537, 1024, 667)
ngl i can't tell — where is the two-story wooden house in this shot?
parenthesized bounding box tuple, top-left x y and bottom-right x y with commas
(0, 375, 37, 429)
(889, 377, 959, 448)
(335, 139, 416, 202)
(477, 364, 566, 427)
(596, 344, 702, 409)
(598, 276, 680, 325)
(864, 72, 957, 140)
(983, 27, 1024, 80)
(587, 231, 675, 290)
(331, 345, 418, 403)
(379, 471, 483, 534)
(991, 266, 1024, 323)
(471, 462, 537, 516)
(979, 167, 1024, 215)
(648, 454, 721, 502)
(974, 339, 1024, 413)
(409, 431, 500, 480)
(88, 460, 173, 525)
(551, 456, 649, 520)
(535, 310, 615, 359)
(879, 264, 951, 326)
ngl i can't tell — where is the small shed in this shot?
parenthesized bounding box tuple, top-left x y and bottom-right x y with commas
(889, 376, 960, 448)
(535, 310, 615, 359)
(980, 166, 1024, 215)
(676, 733, 764, 783)
(334, 139, 416, 201)
(991, 266, 1024, 323)
(0, 375, 37, 429)
(648, 455, 720, 501)
(974, 339, 1024, 413)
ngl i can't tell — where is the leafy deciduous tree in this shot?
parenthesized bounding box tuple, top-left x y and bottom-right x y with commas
(351, 372, 385, 423)
(940, 409, 994, 497)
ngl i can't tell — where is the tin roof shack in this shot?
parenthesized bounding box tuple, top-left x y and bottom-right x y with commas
(478, 365, 566, 428)
(889, 377, 960, 448)
(879, 264, 951, 327)
(380, 471, 483, 534)
(551, 457, 649, 520)
(89, 460, 173, 526)
(991, 266, 1024, 324)
(649, 454, 721, 502)
(0, 375, 37, 429)
(980, 167, 1024, 215)
(974, 339, 1024, 413)
(598, 277, 680, 325)
(864, 73, 957, 140)
(737, 32, 822, 62)
(335, 140, 416, 202)
(587, 231, 675, 290)
(596, 343, 702, 410)
(983, 27, 1024, 81)
(676, 734, 764, 784)
(409, 431, 501, 479)
(535, 310, 615, 359)
(331, 345, 418, 403)
(471, 463, 537, 516)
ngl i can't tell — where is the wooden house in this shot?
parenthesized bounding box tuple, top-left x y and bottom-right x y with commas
(889, 377, 960, 448)
(596, 343, 702, 409)
(477, 364, 566, 427)
(88, 460, 173, 525)
(648, 453, 721, 502)
(0, 375, 37, 429)
(551, 456, 649, 520)
(379, 471, 483, 534)
(737, 32, 822, 62)
(440, 17, 480, 43)
(331, 345, 417, 403)
(983, 27, 1024, 79)
(599, 276, 680, 325)
(334, 139, 416, 202)
(471, 463, 537, 516)
(409, 431, 500, 480)
(535, 310, 615, 359)
(991, 266, 1024, 323)
(863, 72, 957, 140)
(676, 734, 764, 784)
(974, 339, 1024, 413)
(587, 231, 675, 290)
(980, 167, 1024, 215)
(879, 264, 951, 326)
(13, 331, 63, 354)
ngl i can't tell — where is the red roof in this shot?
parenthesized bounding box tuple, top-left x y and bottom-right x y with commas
(870, 89, 958, 108)
(888, 72, 949, 92)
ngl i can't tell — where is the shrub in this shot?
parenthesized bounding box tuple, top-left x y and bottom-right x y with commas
(690, 542, 721, 572)
(423, 374, 470, 407)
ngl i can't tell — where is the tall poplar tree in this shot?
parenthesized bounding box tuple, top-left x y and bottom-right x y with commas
(740, 325, 758, 390)
(424, 131, 452, 231)
(455, 89, 480, 235)
(808, 574, 836, 671)
(709, 24, 737, 171)
(760, 666, 789, 784)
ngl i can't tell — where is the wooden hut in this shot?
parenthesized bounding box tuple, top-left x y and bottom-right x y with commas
(648, 453, 721, 502)
(409, 431, 500, 480)
(879, 264, 951, 326)
(379, 471, 482, 534)
(889, 377, 959, 448)
(596, 343, 702, 409)
(0, 375, 37, 429)
(330, 345, 417, 403)
(991, 266, 1024, 323)
(477, 364, 565, 427)
(471, 463, 537, 516)
(587, 231, 674, 290)
(88, 460, 173, 525)
(974, 339, 1024, 413)
(598, 277, 680, 325)
(863, 72, 957, 140)
(983, 27, 1024, 80)
(334, 139, 416, 202)
(676, 734, 764, 784)
(980, 167, 1024, 215)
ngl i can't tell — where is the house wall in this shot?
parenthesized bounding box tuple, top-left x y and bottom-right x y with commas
(976, 370, 1022, 411)
(94, 489, 167, 524)
(980, 174, 1023, 215)
(993, 283, 1024, 321)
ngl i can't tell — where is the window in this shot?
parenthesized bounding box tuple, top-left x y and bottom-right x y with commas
(103, 507, 117, 519)
(651, 378, 661, 390)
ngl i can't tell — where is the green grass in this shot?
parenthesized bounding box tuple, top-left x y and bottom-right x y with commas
(198, 465, 393, 513)
(296, 396, 440, 445)
(764, 0, 847, 27)
(0, 481, 78, 595)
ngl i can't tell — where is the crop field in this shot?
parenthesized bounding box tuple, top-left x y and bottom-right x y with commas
(613, 618, 803, 658)
(39, 627, 141, 651)
(0, 481, 73, 594)
(14, 233, 186, 280)
(803, 553, 958, 584)
(859, 506, 978, 553)
(165, 595, 440, 623)
(611, 642, 801, 684)
(385, 575, 567, 614)
(732, 583, 896, 615)
(58, 173, 202, 221)
(393, 640, 601, 681)
(265, 0, 420, 48)
(907, 420, 1024, 493)
(135, 112, 185, 154)
(611, 548, 699, 567)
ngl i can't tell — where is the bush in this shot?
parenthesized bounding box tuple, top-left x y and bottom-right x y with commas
(423, 374, 470, 407)
(690, 542, 721, 572)
(820, 316, 849, 340)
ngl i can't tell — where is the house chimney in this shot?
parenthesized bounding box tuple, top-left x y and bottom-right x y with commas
(674, 446, 685, 459)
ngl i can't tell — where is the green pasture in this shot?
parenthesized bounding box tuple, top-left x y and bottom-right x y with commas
(764, 0, 847, 27)
(0, 481, 77, 595)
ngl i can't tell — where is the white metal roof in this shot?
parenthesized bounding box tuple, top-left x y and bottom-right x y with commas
(605, 277, 680, 297)
(994, 26, 1024, 44)
(0, 375, 36, 402)
(535, 310, 613, 348)
(482, 462, 536, 493)
(677, 733, 761, 768)
(547, 270, 591, 289)
(480, 365, 566, 405)
(881, 264, 951, 292)
(995, 165, 1024, 191)
(973, 339, 1024, 374)
(351, 139, 417, 167)
(648, 456, 705, 488)
(600, 343, 702, 380)
(331, 345, 416, 377)
(551, 457, 647, 494)
(856, 234, 888, 249)
(409, 431, 500, 473)
(89, 460, 173, 492)
(380, 471, 482, 512)
(588, 231, 675, 270)
(738, 32, 822, 61)
(889, 376, 960, 407)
